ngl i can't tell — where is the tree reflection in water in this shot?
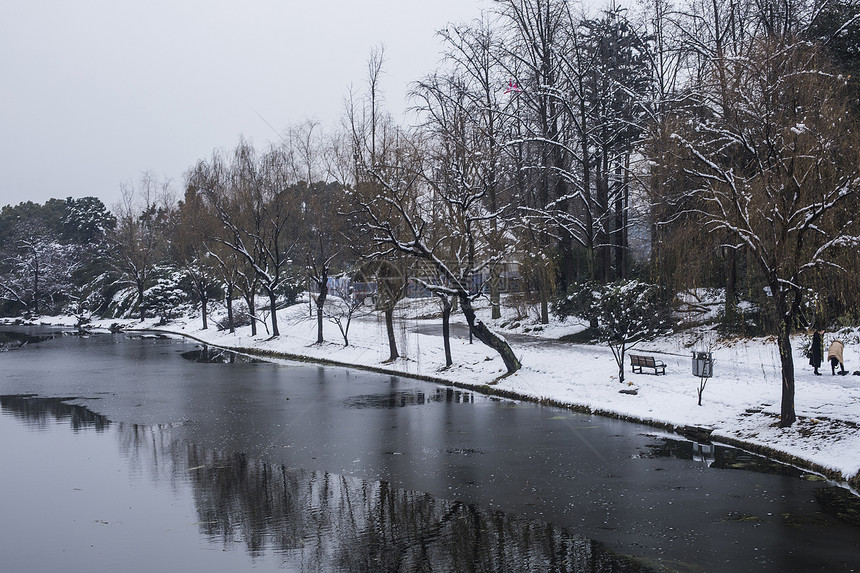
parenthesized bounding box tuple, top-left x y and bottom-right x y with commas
(0, 330, 56, 349)
(177, 447, 650, 572)
(0, 394, 110, 431)
(0, 395, 652, 572)
(180, 346, 264, 363)
(344, 387, 476, 409)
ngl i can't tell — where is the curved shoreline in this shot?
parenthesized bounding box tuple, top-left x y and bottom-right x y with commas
(145, 327, 860, 491)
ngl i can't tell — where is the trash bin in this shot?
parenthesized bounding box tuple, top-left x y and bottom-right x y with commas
(692, 351, 713, 378)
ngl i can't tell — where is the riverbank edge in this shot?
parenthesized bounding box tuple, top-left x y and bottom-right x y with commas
(141, 327, 860, 491)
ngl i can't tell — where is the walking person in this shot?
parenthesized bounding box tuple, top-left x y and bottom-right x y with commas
(827, 339, 848, 375)
(809, 329, 824, 375)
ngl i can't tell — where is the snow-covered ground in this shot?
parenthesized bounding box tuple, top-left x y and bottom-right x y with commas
(13, 296, 860, 489)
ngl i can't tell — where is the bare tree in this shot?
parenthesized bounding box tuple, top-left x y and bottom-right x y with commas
(352, 127, 523, 374)
(673, 38, 860, 426)
(345, 45, 412, 361)
(109, 172, 171, 322)
(288, 120, 350, 345)
(197, 140, 301, 338)
(188, 150, 261, 335)
(431, 17, 513, 319)
(173, 185, 219, 330)
(495, 0, 573, 319)
(323, 280, 367, 347)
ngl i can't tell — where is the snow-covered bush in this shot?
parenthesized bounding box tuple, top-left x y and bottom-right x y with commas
(556, 280, 672, 382)
(215, 302, 253, 331)
(276, 279, 303, 307)
(144, 267, 189, 322)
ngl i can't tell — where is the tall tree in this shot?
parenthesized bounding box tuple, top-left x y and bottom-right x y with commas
(580, 6, 652, 281)
(432, 17, 512, 319)
(288, 120, 348, 345)
(673, 38, 860, 426)
(352, 125, 523, 374)
(346, 46, 409, 361)
(496, 0, 572, 320)
(174, 186, 219, 330)
(198, 140, 300, 338)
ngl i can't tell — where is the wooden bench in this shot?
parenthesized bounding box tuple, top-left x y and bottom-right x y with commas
(629, 354, 666, 375)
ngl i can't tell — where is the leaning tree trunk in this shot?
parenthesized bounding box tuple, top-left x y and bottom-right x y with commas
(384, 307, 399, 361)
(341, 320, 350, 347)
(460, 295, 521, 374)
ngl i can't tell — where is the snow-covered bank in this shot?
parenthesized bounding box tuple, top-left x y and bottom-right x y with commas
(11, 300, 860, 489)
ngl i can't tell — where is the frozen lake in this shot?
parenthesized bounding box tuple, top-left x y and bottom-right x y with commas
(1, 326, 858, 571)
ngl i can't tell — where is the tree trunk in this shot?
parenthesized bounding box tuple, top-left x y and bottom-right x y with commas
(490, 265, 501, 320)
(268, 290, 279, 337)
(614, 168, 624, 280)
(441, 294, 452, 367)
(580, 83, 595, 282)
(621, 157, 630, 279)
(612, 342, 626, 383)
(138, 282, 146, 322)
(316, 306, 325, 343)
(725, 248, 738, 327)
(316, 282, 327, 344)
(226, 292, 235, 334)
(247, 294, 257, 336)
(460, 295, 520, 374)
(336, 318, 350, 347)
(596, 156, 610, 282)
(777, 316, 797, 427)
(201, 295, 208, 330)
(539, 270, 550, 324)
(384, 307, 399, 361)
(32, 259, 40, 316)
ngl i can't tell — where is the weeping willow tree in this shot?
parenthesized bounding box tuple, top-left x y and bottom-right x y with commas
(673, 39, 860, 427)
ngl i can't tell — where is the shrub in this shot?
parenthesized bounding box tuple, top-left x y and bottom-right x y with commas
(557, 280, 672, 383)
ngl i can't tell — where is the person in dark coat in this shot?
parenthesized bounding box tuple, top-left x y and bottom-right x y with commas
(809, 329, 824, 375)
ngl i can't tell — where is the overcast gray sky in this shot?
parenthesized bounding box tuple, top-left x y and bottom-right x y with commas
(0, 0, 487, 210)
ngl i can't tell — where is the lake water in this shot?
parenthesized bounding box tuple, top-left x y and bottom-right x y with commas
(0, 326, 858, 572)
